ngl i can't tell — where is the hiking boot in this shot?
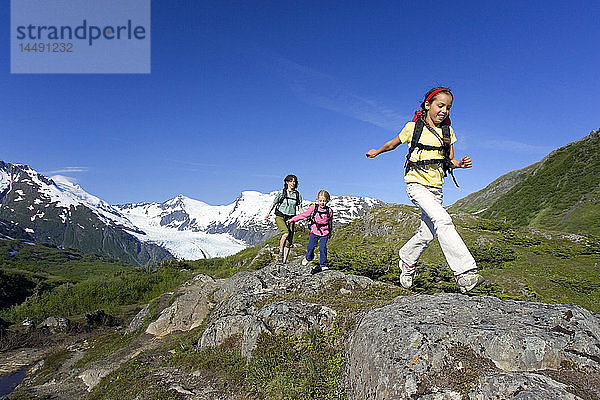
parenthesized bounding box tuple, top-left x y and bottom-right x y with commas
(301, 258, 310, 266)
(456, 270, 485, 293)
(399, 260, 416, 289)
(311, 266, 328, 274)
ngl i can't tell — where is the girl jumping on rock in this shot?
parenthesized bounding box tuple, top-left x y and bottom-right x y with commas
(366, 87, 484, 293)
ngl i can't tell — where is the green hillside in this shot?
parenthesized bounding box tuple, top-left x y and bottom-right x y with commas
(452, 129, 600, 236)
(325, 204, 600, 313)
(0, 239, 188, 324)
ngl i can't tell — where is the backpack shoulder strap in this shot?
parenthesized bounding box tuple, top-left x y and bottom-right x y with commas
(275, 190, 285, 206)
(442, 125, 451, 145)
(441, 125, 451, 157)
(409, 118, 424, 153)
(312, 203, 317, 216)
(405, 119, 424, 173)
(442, 124, 450, 138)
(441, 125, 460, 187)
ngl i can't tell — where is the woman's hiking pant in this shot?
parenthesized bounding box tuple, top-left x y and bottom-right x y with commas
(275, 215, 295, 248)
(306, 233, 329, 268)
(399, 183, 476, 276)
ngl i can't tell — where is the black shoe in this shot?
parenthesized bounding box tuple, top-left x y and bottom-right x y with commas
(310, 266, 322, 275)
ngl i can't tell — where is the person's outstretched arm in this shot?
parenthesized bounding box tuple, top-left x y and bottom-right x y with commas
(288, 204, 315, 223)
(366, 136, 402, 158)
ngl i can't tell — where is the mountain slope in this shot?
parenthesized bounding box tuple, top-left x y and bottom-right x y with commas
(1, 161, 386, 262)
(452, 129, 600, 236)
(0, 162, 171, 266)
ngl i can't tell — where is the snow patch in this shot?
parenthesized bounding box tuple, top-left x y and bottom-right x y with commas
(127, 228, 246, 259)
(31, 211, 45, 222)
(0, 169, 10, 192)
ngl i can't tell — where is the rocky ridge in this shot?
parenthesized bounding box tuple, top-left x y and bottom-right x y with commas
(4, 259, 600, 399)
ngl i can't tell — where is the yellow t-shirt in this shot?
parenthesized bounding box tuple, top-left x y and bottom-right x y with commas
(398, 121, 457, 188)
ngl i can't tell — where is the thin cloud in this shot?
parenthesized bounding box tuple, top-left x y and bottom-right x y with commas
(274, 57, 407, 131)
(165, 159, 219, 168)
(250, 173, 282, 179)
(45, 166, 89, 174)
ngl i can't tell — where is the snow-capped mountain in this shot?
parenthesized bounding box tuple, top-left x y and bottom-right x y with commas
(0, 161, 170, 265)
(116, 191, 385, 259)
(1, 161, 386, 263)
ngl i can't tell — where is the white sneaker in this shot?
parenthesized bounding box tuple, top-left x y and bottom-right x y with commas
(456, 270, 485, 293)
(321, 266, 329, 271)
(301, 258, 310, 266)
(399, 260, 416, 289)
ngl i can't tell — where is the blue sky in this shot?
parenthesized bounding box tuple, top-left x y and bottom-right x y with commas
(3, 0, 599, 206)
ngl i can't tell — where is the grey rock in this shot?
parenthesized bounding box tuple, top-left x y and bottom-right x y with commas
(194, 262, 380, 357)
(21, 318, 34, 332)
(0, 347, 52, 375)
(200, 314, 257, 349)
(418, 390, 462, 400)
(146, 274, 216, 337)
(241, 300, 337, 357)
(345, 293, 600, 399)
(84, 310, 119, 327)
(470, 372, 582, 400)
(125, 304, 150, 335)
(40, 316, 70, 332)
(78, 367, 112, 392)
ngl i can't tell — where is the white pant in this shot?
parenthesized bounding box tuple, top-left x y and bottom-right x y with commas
(399, 183, 476, 276)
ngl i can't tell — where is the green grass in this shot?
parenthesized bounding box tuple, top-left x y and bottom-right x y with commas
(0, 265, 195, 324)
(245, 331, 347, 400)
(85, 356, 181, 400)
(0, 239, 131, 279)
(0, 238, 132, 311)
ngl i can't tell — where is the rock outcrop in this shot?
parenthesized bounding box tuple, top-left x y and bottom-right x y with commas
(345, 293, 600, 399)
(146, 262, 378, 357)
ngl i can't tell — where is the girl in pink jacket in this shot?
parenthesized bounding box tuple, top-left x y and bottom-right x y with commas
(288, 190, 333, 274)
